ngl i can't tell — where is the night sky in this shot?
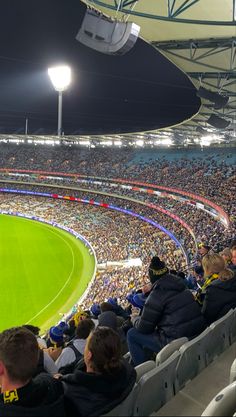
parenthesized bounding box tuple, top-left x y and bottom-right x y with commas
(0, 0, 200, 135)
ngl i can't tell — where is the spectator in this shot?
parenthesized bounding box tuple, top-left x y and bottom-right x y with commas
(56, 319, 95, 372)
(45, 326, 65, 362)
(22, 325, 47, 349)
(196, 252, 222, 305)
(0, 327, 65, 416)
(61, 327, 136, 416)
(22, 325, 58, 376)
(98, 303, 118, 330)
(202, 253, 236, 324)
(229, 246, 236, 271)
(219, 248, 232, 266)
(127, 256, 206, 366)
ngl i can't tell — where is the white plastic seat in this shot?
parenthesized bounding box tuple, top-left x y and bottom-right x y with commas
(230, 358, 236, 384)
(201, 381, 236, 416)
(156, 337, 188, 366)
(135, 360, 156, 382)
(175, 327, 212, 392)
(133, 351, 180, 416)
(229, 308, 236, 344)
(207, 310, 234, 364)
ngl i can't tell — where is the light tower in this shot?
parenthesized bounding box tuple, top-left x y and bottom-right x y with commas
(48, 65, 71, 136)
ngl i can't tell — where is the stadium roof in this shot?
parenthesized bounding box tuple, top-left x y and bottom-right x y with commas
(78, 0, 236, 146)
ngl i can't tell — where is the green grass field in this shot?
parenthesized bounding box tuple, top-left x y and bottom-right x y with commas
(0, 214, 95, 332)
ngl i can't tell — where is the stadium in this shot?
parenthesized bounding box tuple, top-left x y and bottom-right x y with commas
(0, 1, 235, 416)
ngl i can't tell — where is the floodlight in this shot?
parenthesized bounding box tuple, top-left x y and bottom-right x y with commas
(48, 65, 71, 92)
(48, 65, 71, 136)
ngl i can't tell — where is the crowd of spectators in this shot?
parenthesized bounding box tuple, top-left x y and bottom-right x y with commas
(0, 193, 185, 310)
(0, 144, 235, 416)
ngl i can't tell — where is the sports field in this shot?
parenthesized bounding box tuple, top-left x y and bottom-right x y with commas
(0, 214, 95, 332)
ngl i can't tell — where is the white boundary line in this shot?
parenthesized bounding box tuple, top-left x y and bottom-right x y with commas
(0, 211, 96, 324)
(25, 222, 75, 324)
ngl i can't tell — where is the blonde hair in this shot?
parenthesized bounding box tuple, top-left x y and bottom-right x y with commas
(220, 248, 232, 263)
(202, 253, 234, 281)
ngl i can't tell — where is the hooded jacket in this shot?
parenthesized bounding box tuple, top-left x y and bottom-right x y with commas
(0, 373, 65, 417)
(202, 273, 236, 324)
(134, 273, 206, 343)
(62, 359, 136, 416)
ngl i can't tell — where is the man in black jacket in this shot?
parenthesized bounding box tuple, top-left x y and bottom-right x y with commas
(127, 257, 206, 366)
(0, 327, 65, 416)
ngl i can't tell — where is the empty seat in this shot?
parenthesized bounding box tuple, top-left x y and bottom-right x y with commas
(230, 358, 236, 384)
(175, 327, 212, 392)
(229, 308, 236, 344)
(207, 311, 234, 364)
(133, 351, 180, 416)
(201, 381, 236, 416)
(156, 337, 188, 366)
(135, 360, 156, 382)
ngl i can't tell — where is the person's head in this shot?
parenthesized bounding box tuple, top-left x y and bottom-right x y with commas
(91, 303, 101, 318)
(84, 327, 122, 374)
(148, 256, 168, 284)
(231, 246, 236, 266)
(76, 318, 95, 340)
(73, 310, 89, 326)
(49, 326, 64, 347)
(198, 243, 211, 256)
(220, 248, 232, 265)
(22, 325, 40, 336)
(202, 253, 234, 281)
(100, 302, 114, 313)
(0, 327, 39, 389)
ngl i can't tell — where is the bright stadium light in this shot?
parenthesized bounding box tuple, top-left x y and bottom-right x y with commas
(48, 65, 71, 136)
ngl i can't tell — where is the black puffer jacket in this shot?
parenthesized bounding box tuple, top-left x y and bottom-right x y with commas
(134, 273, 206, 343)
(62, 359, 136, 417)
(202, 273, 236, 324)
(0, 373, 65, 416)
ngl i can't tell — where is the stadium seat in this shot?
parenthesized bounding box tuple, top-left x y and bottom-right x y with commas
(229, 308, 236, 344)
(201, 381, 236, 416)
(229, 359, 236, 384)
(175, 327, 212, 392)
(133, 351, 181, 416)
(156, 337, 188, 366)
(101, 384, 137, 416)
(206, 311, 234, 365)
(135, 360, 156, 382)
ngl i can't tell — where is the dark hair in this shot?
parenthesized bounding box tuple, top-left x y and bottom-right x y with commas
(100, 302, 114, 313)
(22, 324, 40, 336)
(76, 319, 95, 339)
(87, 327, 122, 374)
(177, 271, 186, 280)
(0, 327, 39, 383)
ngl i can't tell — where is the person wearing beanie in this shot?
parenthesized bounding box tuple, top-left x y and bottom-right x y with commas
(202, 253, 236, 324)
(127, 256, 206, 366)
(46, 327, 65, 362)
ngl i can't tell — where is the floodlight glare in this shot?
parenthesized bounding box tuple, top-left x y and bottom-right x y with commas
(48, 65, 71, 92)
(48, 65, 71, 136)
